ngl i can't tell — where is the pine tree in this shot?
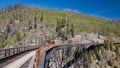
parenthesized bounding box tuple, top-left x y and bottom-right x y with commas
(56, 19, 61, 33)
(70, 24, 74, 37)
(66, 16, 70, 35)
(66, 22, 69, 34)
(40, 11, 43, 22)
(6, 24, 11, 33)
(34, 14, 37, 29)
(16, 32, 21, 41)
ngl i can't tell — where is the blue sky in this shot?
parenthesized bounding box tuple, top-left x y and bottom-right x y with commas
(0, 0, 120, 19)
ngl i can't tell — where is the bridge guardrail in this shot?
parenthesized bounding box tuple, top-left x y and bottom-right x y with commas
(0, 45, 40, 62)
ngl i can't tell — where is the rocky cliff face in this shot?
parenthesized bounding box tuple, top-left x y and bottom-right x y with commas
(71, 33, 107, 44)
(77, 45, 120, 68)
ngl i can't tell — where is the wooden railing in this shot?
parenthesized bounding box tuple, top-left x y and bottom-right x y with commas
(0, 45, 40, 61)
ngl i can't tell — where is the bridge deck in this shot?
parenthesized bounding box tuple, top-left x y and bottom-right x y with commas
(20, 58, 32, 68)
(0, 50, 36, 68)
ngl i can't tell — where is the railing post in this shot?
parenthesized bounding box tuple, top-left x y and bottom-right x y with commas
(4, 50, 7, 57)
(17, 48, 19, 53)
(8, 49, 10, 56)
(19, 48, 20, 53)
(13, 48, 15, 55)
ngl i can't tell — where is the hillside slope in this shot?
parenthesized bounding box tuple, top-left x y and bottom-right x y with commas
(0, 4, 120, 48)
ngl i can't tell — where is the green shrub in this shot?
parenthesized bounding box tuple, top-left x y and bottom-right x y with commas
(110, 40, 114, 51)
(74, 47, 79, 53)
(100, 46, 104, 53)
(84, 52, 87, 62)
(97, 52, 101, 60)
(68, 40, 73, 43)
(115, 46, 119, 57)
(95, 47, 101, 60)
(88, 50, 92, 60)
(104, 40, 110, 50)
(114, 65, 118, 68)
(108, 60, 113, 66)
